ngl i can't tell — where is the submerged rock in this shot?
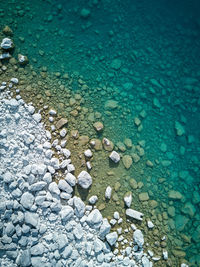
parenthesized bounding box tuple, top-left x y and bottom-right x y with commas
(102, 138, 114, 151)
(104, 100, 118, 110)
(122, 155, 132, 169)
(1, 38, 14, 49)
(93, 121, 104, 132)
(168, 190, 183, 200)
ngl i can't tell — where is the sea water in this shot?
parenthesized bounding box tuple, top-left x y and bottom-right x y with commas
(0, 0, 200, 265)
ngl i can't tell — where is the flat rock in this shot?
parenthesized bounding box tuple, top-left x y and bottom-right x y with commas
(31, 243, 44, 256)
(122, 155, 133, 169)
(105, 100, 118, 110)
(139, 192, 149, 201)
(77, 171, 92, 189)
(56, 118, 68, 129)
(126, 208, 144, 221)
(168, 190, 183, 200)
(109, 151, 120, 163)
(65, 173, 76, 187)
(49, 182, 60, 195)
(29, 181, 47, 191)
(16, 249, 31, 267)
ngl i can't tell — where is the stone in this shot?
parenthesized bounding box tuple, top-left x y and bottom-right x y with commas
(139, 192, 149, 201)
(3, 25, 13, 36)
(122, 155, 132, 169)
(109, 151, 120, 163)
(126, 209, 144, 221)
(16, 249, 31, 267)
(49, 182, 60, 195)
(168, 190, 183, 200)
(129, 178, 138, 189)
(106, 232, 118, 246)
(77, 171, 92, 189)
(147, 221, 154, 229)
(18, 54, 28, 65)
(60, 206, 74, 222)
(25, 212, 39, 228)
(56, 118, 68, 129)
(73, 196, 85, 218)
(90, 139, 102, 151)
(175, 121, 185, 136)
(79, 135, 89, 145)
(62, 245, 72, 259)
(20, 192, 34, 209)
(102, 138, 114, 151)
(31, 243, 44, 255)
(99, 219, 111, 240)
(5, 222, 15, 236)
(1, 38, 13, 49)
(29, 181, 47, 191)
(117, 142, 126, 152)
(124, 192, 132, 207)
(84, 149, 93, 158)
(133, 229, 144, 247)
(182, 202, 196, 217)
(105, 100, 118, 110)
(58, 179, 73, 194)
(110, 59, 121, 70)
(87, 209, 103, 227)
(3, 171, 14, 183)
(93, 121, 104, 132)
(65, 173, 76, 187)
(80, 8, 91, 18)
(175, 215, 189, 231)
(89, 195, 98, 205)
(105, 186, 112, 199)
(0, 52, 11, 59)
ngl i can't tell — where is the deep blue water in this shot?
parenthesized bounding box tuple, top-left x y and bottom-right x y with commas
(1, 0, 200, 264)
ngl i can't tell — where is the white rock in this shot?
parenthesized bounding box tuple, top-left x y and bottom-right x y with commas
(86, 161, 92, 170)
(113, 212, 120, 220)
(1, 38, 13, 49)
(32, 113, 42, 123)
(58, 179, 73, 194)
(29, 181, 47, 191)
(78, 170, 92, 189)
(163, 250, 168, 260)
(84, 149, 93, 158)
(10, 78, 19, 84)
(0, 52, 11, 59)
(60, 206, 74, 222)
(89, 195, 98, 205)
(37, 164, 47, 175)
(27, 105, 35, 114)
(133, 229, 144, 247)
(60, 192, 71, 200)
(73, 196, 85, 218)
(20, 192, 34, 209)
(126, 208, 144, 221)
(62, 148, 71, 158)
(147, 220, 154, 229)
(50, 157, 60, 169)
(124, 192, 132, 208)
(49, 182, 60, 195)
(60, 128, 67, 137)
(106, 232, 118, 246)
(65, 173, 76, 186)
(87, 209, 103, 227)
(105, 186, 112, 199)
(109, 151, 120, 163)
(49, 109, 57, 115)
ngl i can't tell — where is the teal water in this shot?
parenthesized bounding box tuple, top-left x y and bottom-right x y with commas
(1, 0, 200, 264)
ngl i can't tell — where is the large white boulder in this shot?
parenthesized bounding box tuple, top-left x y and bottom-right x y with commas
(77, 171, 92, 189)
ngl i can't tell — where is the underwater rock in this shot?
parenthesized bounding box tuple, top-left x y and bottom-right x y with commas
(129, 178, 138, 189)
(0, 52, 11, 60)
(80, 8, 91, 19)
(109, 151, 120, 163)
(84, 149, 93, 158)
(116, 141, 126, 152)
(139, 192, 149, 202)
(124, 138, 132, 148)
(168, 190, 183, 200)
(102, 138, 114, 151)
(56, 118, 68, 129)
(79, 135, 89, 145)
(2, 25, 13, 36)
(181, 202, 196, 217)
(90, 138, 102, 151)
(110, 59, 121, 70)
(131, 153, 140, 163)
(175, 215, 189, 231)
(93, 121, 104, 132)
(175, 121, 185, 136)
(122, 155, 132, 169)
(104, 100, 118, 110)
(1, 38, 14, 49)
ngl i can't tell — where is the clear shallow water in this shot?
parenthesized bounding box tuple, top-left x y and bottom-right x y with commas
(1, 0, 200, 265)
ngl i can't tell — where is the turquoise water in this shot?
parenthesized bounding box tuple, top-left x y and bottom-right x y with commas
(1, 0, 200, 264)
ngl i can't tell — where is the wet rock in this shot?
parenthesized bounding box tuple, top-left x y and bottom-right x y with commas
(139, 192, 149, 201)
(105, 100, 118, 110)
(124, 192, 132, 207)
(79, 135, 89, 145)
(122, 155, 132, 169)
(18, 54, 28, 65)
(182, 202, 196, 217)
(102, 138, 114, 151)
(132, 153, 140, 163)
(172, 250, 186, 258)
(109, 151, 120, 163)
(90, 138, 102, 151)
(168, 190, 183, 200)
(117, 142, 126, 152)
(56, 118, 68, 129)
(105, 186, 112, 199)
(124, 138, 132, 148)
(126, 209, 143, 221)
(129, 178, 138, 189)
(77, 170, 92, 189)
(133, 229, 144, 247)
(93, 121, 104, 132)
(1, 38, 13, 49)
